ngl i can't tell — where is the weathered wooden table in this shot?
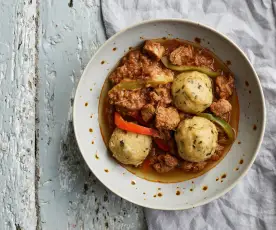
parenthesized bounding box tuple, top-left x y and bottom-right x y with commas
(0, 1, 147, 229)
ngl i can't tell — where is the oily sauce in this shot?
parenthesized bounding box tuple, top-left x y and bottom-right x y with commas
(98, 39, 240, 183)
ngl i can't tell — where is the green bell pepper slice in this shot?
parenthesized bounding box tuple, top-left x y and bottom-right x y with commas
(161, 56, 219, 77)
(198, 113, 235, 142)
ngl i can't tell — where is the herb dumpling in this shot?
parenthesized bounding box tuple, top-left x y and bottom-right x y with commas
(109, 128, 152, 166)
(171, 71, 213, 114)
(175, 117, 218, 162)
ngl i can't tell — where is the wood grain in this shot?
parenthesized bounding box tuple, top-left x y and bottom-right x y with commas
(0, 1, 37, 230)
(37, 1, 146, 229)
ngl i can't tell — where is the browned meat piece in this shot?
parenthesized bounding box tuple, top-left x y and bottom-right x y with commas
(143, 40, 165, 60)
(151, 153, 179, 173)
(141, 104, 155, 122)
(155, 106, 180, 130)
(155, 87, 172, 105)
(149, 91, 161, 104)
(158, 129, 172, 141)
(109, 49, 173, 85)
(216, 75, 234, 99)
(210, 145, 225, 161)
(163, 39, 183, 56)
(169, 45, 194, 66)
(115, 106, 139, 118)
(108, 88, 147, 111)
(109, 50, 152, 84)
(121, 49, 141, 65)
(143, 64, 174, 83)
(149, 84, 172, 106)
(210, 99, 232, 119)
(180, 161, 207, 172)
(194, 52, 214, 69)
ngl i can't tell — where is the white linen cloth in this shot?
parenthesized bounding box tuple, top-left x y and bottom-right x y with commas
(101, 0, 276, 229)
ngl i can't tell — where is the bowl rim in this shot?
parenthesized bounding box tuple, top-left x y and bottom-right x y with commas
(73, 18, 266, 210)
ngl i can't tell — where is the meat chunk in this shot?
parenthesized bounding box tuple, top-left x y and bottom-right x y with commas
(115, 106, 139, 118)
(143, 64, 174, 84)
(141, 104, 155, 122)
(180, 161, 207, 172)
(155, 106, 180, 130)
(109, 49, 173, 85)
(155, 87, 172, 105)
(149, 91, 161, 104)
(169, 45, 194, 66)
(109, 50, 153, 84)
(210, 99, 232, 119)
(194, 52, 214, 69)
(108, 88, 147, 111)
(143, 40, 165, 60)
(149, 84, 172, 106)
(163, 39, 183, 56)
(151, 153, 179, 173)
(215, 75, 234, 99)
(121, 49, 141, 65)
(158, 129, 172, 141)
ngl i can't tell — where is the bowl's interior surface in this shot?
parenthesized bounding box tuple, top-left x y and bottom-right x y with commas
(73, 20, 265, 210)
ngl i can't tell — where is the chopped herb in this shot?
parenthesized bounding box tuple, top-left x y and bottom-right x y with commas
(206, 152, 211, 156)
(176, 89, 180, 93)
(198, 84, 202, 89)
(120, 140, 124, 147)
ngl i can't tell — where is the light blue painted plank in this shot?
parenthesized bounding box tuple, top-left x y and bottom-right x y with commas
(0, 0, 37, 230)
(38, 1, 146, 229)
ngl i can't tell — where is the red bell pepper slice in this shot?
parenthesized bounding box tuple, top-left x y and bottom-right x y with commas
(154, 138, 170, 151)
(114, 112, 159, 137)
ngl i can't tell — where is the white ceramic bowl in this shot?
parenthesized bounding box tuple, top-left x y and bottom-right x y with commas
(73, 19, 265, 210)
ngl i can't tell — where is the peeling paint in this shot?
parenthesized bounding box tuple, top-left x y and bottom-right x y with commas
(37, 0, 146, 229)
(0, 0, 37, 229)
